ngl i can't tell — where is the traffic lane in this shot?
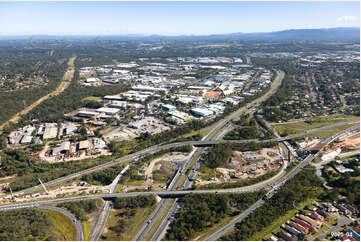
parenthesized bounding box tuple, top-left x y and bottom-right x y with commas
(133, 199, 173, 241)
(151, 200, 178, 241)
(149, 76, 287, 239)
(91, 201, 112, 240)
(205, 199, 265, 241)
(14, 71, 284, 195)
(203, 127, 353, 240)
(38, 205, 84, 241)
(16, 110, 355, 196)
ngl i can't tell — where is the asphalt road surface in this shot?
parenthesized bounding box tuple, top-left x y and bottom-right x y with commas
(1, 127, 357, 213)
(91, 166, 129, 240)
(13, 116, 358, 197)
(203, 125, 358, 240)
(148, 70, 286, 241)
(38, 205, 84, 241)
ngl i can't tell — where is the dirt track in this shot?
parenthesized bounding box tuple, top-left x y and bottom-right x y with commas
(0, 56, 76, 132)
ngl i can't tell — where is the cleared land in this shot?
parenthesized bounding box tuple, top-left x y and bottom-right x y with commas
(303, 123, 359, 139)
(82, 96, 102, 102)
(273, 115, 360, 137)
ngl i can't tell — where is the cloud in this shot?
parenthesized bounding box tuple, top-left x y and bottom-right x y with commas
(337, 16, 357, 22)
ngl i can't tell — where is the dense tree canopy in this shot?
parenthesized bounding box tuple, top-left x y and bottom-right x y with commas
(165, 192, 264, 240)
(0, 209, 55, 241)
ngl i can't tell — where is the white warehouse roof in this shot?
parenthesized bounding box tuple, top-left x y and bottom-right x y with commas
(191, 108, 214, 117)
(96, 107, 120, 115)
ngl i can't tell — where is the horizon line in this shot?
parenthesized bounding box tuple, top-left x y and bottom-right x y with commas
(0, 26, 359, 37)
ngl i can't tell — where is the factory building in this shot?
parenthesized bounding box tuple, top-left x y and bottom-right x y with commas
(52, 141, 71, 156)
(76, 110, 99, 118)
(20, 134, 33, 144)
(103, 95, 123, 102)
(191, 108, 214, 117)
(40, 123, 58, 140)
(132, 85, 167, 92)
(162, 104, 176, 112)
(96, 107, 120, 116)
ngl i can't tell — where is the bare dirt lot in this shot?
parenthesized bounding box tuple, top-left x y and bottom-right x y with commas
(328, 132, 360, 152)
(197, 148, 283, 186)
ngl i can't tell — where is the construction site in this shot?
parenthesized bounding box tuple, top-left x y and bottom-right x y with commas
(122, 152, 187, 192)
(197, 147, 284, 186)
(38, 138, 111, 163)
(0, 180, 110, 204)
(320, 132, 360, 161)
(102, 126, 138, 143)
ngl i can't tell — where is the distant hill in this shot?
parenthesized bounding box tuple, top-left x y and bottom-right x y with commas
(162, 27, 360, 42)
(1, 27, 359, 43)
(260, 27, 360, 42)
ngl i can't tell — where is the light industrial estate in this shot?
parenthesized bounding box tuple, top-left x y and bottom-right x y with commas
(0, 26, 359, 241)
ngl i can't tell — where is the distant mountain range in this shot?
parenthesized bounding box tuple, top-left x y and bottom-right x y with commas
(1, 27, 360, 43)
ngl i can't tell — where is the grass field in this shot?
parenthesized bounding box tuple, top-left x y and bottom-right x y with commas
(82, 221, 91, 241)
(102, 204, 157, 241)
(81, 96, 101, 102)
(302, 123, 359, 139)
(46, 210, 78, 241)
(273, 115, 359, 137)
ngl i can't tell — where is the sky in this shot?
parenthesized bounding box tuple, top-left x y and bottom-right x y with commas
(0, 1, 360, 36)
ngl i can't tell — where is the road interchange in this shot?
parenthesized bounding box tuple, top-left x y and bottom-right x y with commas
(1, 68, 359, 241)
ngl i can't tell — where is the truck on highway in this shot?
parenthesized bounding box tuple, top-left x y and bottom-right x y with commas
(263, 191, 274, 200)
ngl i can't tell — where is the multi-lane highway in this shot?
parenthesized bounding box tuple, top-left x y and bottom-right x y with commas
(134, 135, 209, 241)
(14, 71, 284, 196)
(145, 70, 286, 241)
(0, 70, 285, 242)
(1, 67, 359, 242)
(38, 205, 84, 241)
(91, 165, 129, 241)
(204, 125, 358, 241)
(13, 116, 358, 197)
(1, 123, 355, 213)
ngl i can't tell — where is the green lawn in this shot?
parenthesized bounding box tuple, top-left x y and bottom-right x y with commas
(124, 179, 144, 185)
(82, 221, 91, 241)
(303, 123, 359, 139)
(273, 115, 359, 136)
(81, 96, 101, 102)
(307, 223, 331, 241)
(46, 210, 78, 241)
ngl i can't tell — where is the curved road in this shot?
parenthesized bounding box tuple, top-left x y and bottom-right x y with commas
(204, 125, 359, 241)
(4, 126, 356, 212)
(137, 70, 285, 241)
(38, 205, 84, 241)
(13, 118, 358, 197)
